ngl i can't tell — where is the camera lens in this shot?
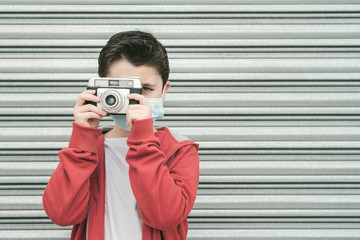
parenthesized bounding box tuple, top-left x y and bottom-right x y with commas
(105, 95, 117, 106)
(100, 90, 125, 113)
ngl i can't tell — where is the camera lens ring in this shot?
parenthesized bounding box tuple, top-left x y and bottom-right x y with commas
(100, 90, 125, 113)
(105, 95, 117, 106)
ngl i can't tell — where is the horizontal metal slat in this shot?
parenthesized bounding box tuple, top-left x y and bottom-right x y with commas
(1, 0, 359, 5)
(2, 5, 360, 13)
(0, 223, 67, 230)
(0, 230, 70, 240)
(1, 92, 360, 107)
(4, 187, 360, 197)
(3, 176, 360, 187)
(2, 229, 360, 240)
(1, 160, 359, 176)
(194, 195, 360, 209)
(3, 153, 359, 162)
(196, 188, 360, 195)
(2, 175, 360, 185)
(7, 86, 359, 94)
(1, 72, 360, 82)
(200, 161, 360, 175)
(201, 154, 360, 161)
(2, 107, 360, 117)
(4, 51, 360, 59)
(4, 184, 360, 196)
(2, 18, 360, 26)
(4, 209, 360, 219)
(0, 176, 50, 184)
(2, 39, 360, 47)
(1, 25, 360, 39)
(0, 162, 55, 176)
(200, 175, 360, 184)
(2, 141, 360, 150)
(1, 58, 360, 74)
(2, 120, 360, 128)
(2, 222, 360, 230)
(187, 229, 360, 240)
(2, 195, 360, 210)
(1, 126, 360, 141)
(190, 223, 360, 230)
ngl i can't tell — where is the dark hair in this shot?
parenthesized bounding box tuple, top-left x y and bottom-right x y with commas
(98, 31, 170, 87)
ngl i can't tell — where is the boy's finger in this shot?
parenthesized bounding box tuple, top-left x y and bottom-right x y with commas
(75, 91, 100, 107)
(80, 112, 103, 121)
(126, 113, 133, 130)
(126, 94, 149, 106)
(127, 104, 149, 110)
(78, 104, 107, 116)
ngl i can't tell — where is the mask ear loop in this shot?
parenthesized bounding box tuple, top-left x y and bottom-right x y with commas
(161, 81, 171, 100)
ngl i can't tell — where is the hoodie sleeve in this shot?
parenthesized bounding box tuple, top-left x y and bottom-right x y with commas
(126, 118, 200, 231)
(42, 122, 101, 226)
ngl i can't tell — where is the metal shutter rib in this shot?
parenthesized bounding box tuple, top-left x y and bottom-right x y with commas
(1, 1, 359, 239)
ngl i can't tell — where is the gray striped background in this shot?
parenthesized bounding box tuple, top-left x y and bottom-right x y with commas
(1, 1, 360, 239)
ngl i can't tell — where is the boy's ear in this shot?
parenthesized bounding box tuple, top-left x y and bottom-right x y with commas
(162, 81, 171, 99)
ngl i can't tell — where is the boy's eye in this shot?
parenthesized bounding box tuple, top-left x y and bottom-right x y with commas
(142, 87, 153, 92)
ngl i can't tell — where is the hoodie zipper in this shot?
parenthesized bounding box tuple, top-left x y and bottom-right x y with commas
(151, 153, 175, 240)
(151, 228, 164, 240)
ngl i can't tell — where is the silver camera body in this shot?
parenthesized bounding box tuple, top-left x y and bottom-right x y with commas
(87, 77, 142, 115)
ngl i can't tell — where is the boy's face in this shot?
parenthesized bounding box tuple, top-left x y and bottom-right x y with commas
(106, 59, 170, 99)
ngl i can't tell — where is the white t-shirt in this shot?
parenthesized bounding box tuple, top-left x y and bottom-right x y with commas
(103, 137, 142, 239)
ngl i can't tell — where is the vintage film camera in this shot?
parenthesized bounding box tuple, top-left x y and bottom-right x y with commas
(86, 77, 142, 115)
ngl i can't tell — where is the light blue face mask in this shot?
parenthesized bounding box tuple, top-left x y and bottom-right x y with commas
(110, 114, 131, 132)
(110, 98, 164, 132)
(146, 98, 164, 121)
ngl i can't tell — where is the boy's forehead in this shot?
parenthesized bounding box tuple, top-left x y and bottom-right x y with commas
(108, 60, 162, 85)
(140, 72, 161, 85)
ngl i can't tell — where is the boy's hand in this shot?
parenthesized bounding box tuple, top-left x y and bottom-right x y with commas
(126, 94, 152, 130)
(74, 90, 107, 128)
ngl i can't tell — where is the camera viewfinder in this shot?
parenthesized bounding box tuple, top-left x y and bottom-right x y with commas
(109, 80, 119, 86)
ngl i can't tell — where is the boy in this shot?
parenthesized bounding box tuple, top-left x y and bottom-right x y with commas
(42, 31, 200, 240)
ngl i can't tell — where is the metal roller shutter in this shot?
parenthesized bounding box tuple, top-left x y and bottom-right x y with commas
(1, 1, 360, 239)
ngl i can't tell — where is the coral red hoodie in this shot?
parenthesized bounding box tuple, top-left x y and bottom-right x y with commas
(42, 118, 200, 240)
